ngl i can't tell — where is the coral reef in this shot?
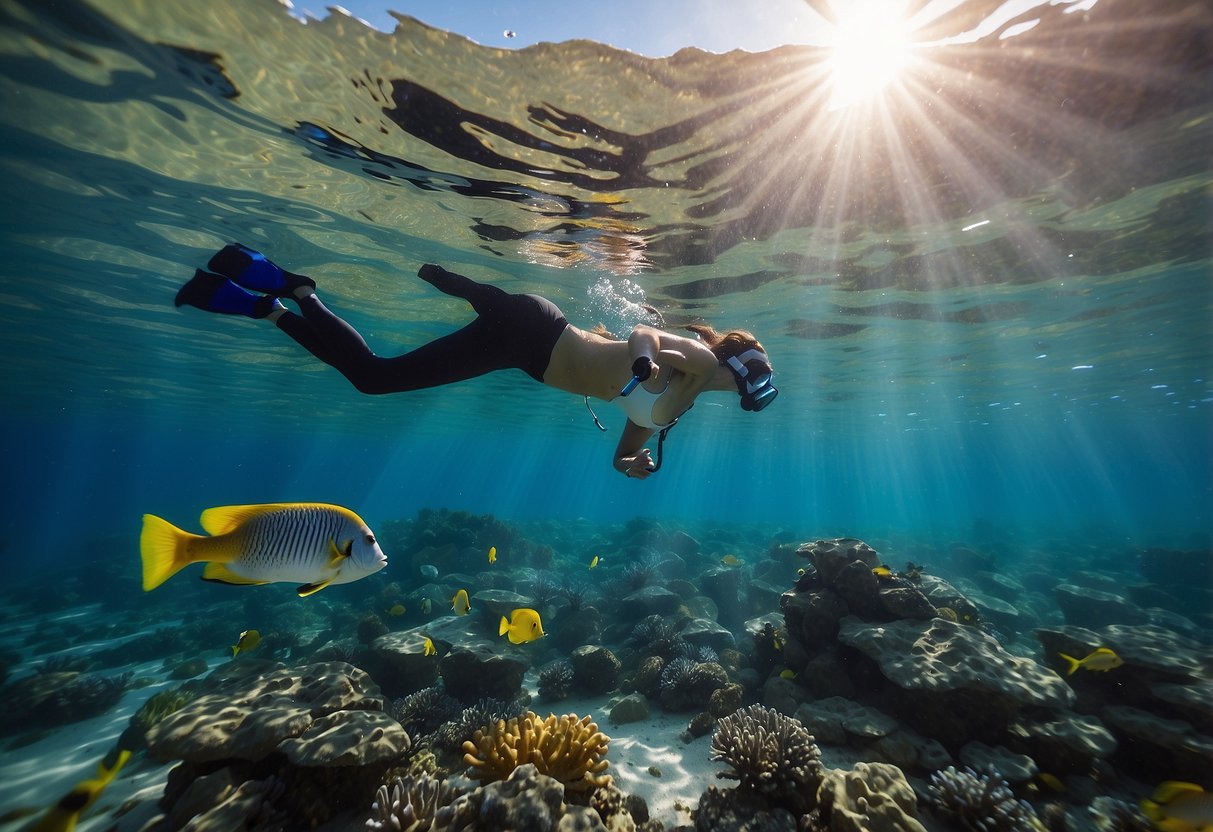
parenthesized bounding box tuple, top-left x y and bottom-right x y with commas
(924, 765, 1044, 831)
(366, 771, 464, 831)
(658, 657, 728, 712)
(710, 704, 823, 812)
(463, 711, 612, 792)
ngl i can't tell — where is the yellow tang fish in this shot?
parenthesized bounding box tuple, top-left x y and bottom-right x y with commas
(720, 555, 743, 567)
(779, 668, 797, 680)
(872, 566, 893, 578)
(451, 588, 471, 616)
(589, 555, 600, 570)
(499, 608, 545, 644)
(231, 629, 260, 657)
(488, 546, 497, 564)
(388, 603, 406, 616)
(1141, 781, 1213, 832)
(141, 503, 387, 598)
(30, 748, 131, 832)
(423, 637, 437, 657)
(1058, 646, 1123, 675)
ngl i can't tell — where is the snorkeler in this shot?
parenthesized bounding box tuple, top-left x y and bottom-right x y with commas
(175, 244, 778, 478)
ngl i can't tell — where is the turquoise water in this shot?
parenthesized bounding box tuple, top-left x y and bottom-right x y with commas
(1, 0, 1208, 561)
(1, 0, 1211, 828)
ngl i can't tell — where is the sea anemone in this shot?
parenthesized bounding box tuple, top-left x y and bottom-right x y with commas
(658, 658, 727, 711)
(537, 661, 575, 702)
(366, 771, 462, 832)
(621, 554, 662, 591)
(557, 578, 593, 611)
(391, 685, 463, 740)
(430, 697, 523, 753)
(711, 704, 823, 807)
(529, 574, 560, 610)
(630, 615, 690, 661)
(925, 766, 1045, 831)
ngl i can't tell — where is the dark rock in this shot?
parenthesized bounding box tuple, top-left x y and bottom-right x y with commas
(783, 589, 847, 652)
(682, 618, 735, 653)
(440, 642, 528, 702)
(569, 645, 621, 695)
(800, 651, 857, 701)
(633, 656, 664, 697)
(610, 693, 649, 724)
(619, 586, 681, 618)
(878, 585, 936, 621)
(1054, 584, 1147, 628)
(801, 538, 880, 586)
(698, 567, 741, 610)
(1007, 711, 1116, 774)
(746, 580, 785, 614)
(668, 531, 700, 559)
(685, 711, 715, 739)
(472, 589, 533, 628)
(1102, 704, 1213, 785)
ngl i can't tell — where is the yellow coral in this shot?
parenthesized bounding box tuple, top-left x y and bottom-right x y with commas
(462, 711, 612, 791)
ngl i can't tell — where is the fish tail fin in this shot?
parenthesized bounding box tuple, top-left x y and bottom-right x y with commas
(231, 645, 240, 658)
(140, 514, 201, 591)
(1058, 652, 1081, 675)
(499, 616, 510, 637)
(99, 749, 131, 782)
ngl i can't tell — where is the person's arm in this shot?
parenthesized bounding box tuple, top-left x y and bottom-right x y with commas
(628, 326, 718, 384)
(613, 420, 657, 479)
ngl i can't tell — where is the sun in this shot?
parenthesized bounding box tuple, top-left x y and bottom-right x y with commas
(825, 3, 917, 110)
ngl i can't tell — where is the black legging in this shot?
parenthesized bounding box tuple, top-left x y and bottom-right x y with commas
(275, 265, 568, 394)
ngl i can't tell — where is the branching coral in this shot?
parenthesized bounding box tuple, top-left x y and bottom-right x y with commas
(711, 704, 823, 805)
(366, 771, 463, 832)
(925, 766, 1045, 832)
(462, 711, 611, 792)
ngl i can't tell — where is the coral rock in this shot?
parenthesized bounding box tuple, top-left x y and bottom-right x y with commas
(711, 703, 823, 812)
(810, 762, 925, 832)
(279, 709, 410, 767)
(570, 645, 622, 695)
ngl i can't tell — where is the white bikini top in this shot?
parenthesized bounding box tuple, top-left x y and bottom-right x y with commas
(610, 380, 675, 430)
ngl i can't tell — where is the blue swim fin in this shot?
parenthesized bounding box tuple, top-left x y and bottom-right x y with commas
(208, 243, 315, 296)
(175, 269, 281, 318)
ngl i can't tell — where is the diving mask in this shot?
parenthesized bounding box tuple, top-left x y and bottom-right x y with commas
(725, 348, 779, 412)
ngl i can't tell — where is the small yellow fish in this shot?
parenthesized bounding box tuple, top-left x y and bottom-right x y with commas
(231, 629, 260, 657)
(421, 598, 432, 615)
(1058, 646, 1123, 675)
(872, 566, 893, 578)
(451, 588, 471, 616)
(499, 608, 545, 644)
(772, 632, 784, 651)
(488, 546, 497, 564)
(140, 503, 387, 597)
(720, 555, 743, 567)
(30, 748, 131, 832)
(1140, 781, 1213, 832)
(779, 668, 797, 680)
(589, 555, 600, 570)
(423, 637, 437, 657)
(388, 603, 406, 616)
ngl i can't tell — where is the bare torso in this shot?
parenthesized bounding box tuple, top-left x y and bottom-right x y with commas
(541, 324, 711, 426)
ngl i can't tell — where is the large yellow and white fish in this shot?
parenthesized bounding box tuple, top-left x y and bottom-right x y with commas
(141, 503, 387, 597)
(30, 748, 130, 832)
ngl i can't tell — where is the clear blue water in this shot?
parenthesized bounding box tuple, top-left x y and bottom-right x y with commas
(1, 0, 1208, 565)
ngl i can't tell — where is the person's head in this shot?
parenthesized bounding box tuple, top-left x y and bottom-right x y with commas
(684, 323, 779, 411)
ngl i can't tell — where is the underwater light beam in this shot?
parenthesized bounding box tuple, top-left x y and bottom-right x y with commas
(825, 1, 917, 110)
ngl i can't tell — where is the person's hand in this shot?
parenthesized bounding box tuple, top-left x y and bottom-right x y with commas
(621, 449, 656, 479)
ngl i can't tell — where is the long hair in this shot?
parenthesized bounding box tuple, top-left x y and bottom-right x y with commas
(683, 323, 767, 364)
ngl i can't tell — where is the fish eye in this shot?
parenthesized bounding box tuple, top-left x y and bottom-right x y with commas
(365, 533, 376, 545)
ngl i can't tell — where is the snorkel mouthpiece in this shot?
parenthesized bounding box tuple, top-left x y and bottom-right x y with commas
(725, 348, 778, 412)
